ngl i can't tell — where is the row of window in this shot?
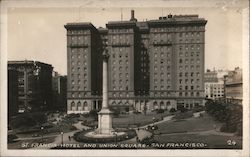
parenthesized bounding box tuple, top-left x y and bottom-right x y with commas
(206, 94, 224, 98)
(153, 72, 171, 78)
(154, 46, 171, 52)
(153, 65, 171, 71)
(154, 52, 171, 58)
(70, 36, 89, 45)
(109, 29, 133, 33)
(112, 86, 129, 91)
(178, 38, 201, 43)
(179, 65, 201, 70)
(71, 79, 88, 85)
(68, 29, 90, 34)
(179, 59, 200, 64)
(179, 92, 200, 97)
(71, 92, 90, 97)
(154, 78, 171, 84)
(179, 72, 200, 77)
(112, 66, 129, 71)
(71, 66, 87, 72)
(112, 59, 129, 65)
(179, 51, 200, 57)
(151, 27, 203, 32)
(179, 79, 200, 84)
(153, 85, 171, 90)
(112, 72, 129, 78)
(179, 45, 201, 51)
(179, 85, 200, 90)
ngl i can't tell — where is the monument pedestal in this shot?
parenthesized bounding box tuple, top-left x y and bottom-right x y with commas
(97, 109, 114, 134)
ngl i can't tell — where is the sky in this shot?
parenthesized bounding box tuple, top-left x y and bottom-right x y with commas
(7, 5, 245, 75)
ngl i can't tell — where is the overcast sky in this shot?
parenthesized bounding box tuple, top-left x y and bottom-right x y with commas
(7, 5, 245, 75)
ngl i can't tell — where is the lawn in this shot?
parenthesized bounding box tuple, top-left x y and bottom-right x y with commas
(150, 113, 242, 149)
(155, 113, 222, 134)
(113, 111, 171, 128)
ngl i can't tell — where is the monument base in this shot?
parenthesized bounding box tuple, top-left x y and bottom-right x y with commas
(96, 109, 114, 135)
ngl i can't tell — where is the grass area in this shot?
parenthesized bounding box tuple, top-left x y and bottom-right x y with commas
(155, 113, 221, 134)
(8, 136, 56, 149)
(113, 111, 171, 128)
(154, 134, 242, 149)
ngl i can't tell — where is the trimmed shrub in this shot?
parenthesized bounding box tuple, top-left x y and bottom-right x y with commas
(8, 134, 18, 143)
(73, 129, 136, 143)
(156, 109, 164, 114)
(169, 108, 176, 113)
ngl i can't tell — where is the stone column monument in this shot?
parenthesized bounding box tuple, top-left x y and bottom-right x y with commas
(96, 49, 114, 135)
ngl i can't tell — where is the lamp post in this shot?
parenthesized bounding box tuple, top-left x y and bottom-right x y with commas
(61, 132, 64, 145)
(152, 117, 155, 126)
(40, 126, 44, 143)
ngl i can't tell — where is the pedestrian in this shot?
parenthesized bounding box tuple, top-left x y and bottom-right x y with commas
(68, 136, 71, 141)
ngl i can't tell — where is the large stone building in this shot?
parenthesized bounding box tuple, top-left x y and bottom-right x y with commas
(65, 10, 207, 114)
(8, 60, 53, 113)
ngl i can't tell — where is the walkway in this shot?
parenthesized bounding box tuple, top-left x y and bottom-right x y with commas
(30, 121, 90, 149)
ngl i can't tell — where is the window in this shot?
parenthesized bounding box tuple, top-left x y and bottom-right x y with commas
(179, 79, 182, 84)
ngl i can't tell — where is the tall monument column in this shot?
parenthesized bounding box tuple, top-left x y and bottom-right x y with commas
(97, 49, 114, 135)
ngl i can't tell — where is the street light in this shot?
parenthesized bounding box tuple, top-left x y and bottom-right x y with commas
(61, 132, 64, 145)
(152, 117, 156, 126)
(40, 126, 44, 143)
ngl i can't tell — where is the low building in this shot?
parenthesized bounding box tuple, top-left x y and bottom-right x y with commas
(204, 69, 228, 100)
(8, 60, 53, 113)
(224, 67, 242, 105)
(52, 71, 67, 111)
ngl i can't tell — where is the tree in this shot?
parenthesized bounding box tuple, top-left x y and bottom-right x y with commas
(89, 109, 98, 120)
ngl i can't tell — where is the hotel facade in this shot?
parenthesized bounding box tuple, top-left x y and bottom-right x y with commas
(65, 10, 207, 114)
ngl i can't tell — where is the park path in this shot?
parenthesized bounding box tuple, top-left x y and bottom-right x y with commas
(30, 121, 90, 149)
(121, 114, 177, 143)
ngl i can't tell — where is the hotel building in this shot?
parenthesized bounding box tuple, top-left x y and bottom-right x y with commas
(65, 10, 207, 114)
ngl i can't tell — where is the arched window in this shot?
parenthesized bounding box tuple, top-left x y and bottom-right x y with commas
(77, 101, 81, 110)
(167, 101, 171, 106)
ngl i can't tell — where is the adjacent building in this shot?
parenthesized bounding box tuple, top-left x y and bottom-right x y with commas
(65, 10, 207, 114)
(224, 67, 242, 105)
(204, 69, 227, 100)
(8, 60, 53, 113)
(52, 71, 67, 111)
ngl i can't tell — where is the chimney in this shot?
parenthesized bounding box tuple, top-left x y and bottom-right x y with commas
(130, 10, 137, 22)
(131, 10, 134, 19)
